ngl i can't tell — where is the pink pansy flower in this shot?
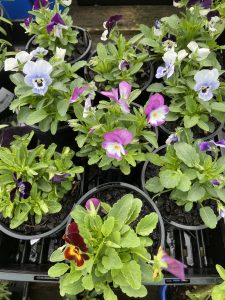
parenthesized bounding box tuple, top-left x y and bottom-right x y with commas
(144, 93, 169, 127)
(100, 81, 132, 114)
(69, 85, 88, 103)
(102, 129, 133, 160)
(85, 198, 101, 211)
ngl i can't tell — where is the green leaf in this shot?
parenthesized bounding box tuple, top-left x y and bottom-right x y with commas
(145, 153, 164, 166)
(125, 198, 142, 224)
(216, 264, 225, 280)
(104, 285, 117, 300)
(57, 99, 69, 117)
(184, 115, 199, 128)
(49, 249, 65, 262)
(120, 228, 140, 248)
(101, 216, 115, 237)
(187, 182, 205, 202)
(102, 248, 123, 270)
(199, 206, 217, 229)
(211, 102, 225, 112)
(48, 263, 69, 278)
(159, 170, 180, 188)
(76, 134, 87, 148)
(177, 174, 192, 192)
(120, 285, 147, 298)
(25, 109, 47, 125)
(136, 213, 158, 236)
(142, 131, 158, 148)
(174, 143, 200, 167)
(145, 177, 164, 193)
(147, 83, 164, 93)
(82, 274, 94, 291)
(121, 261, 142, 290)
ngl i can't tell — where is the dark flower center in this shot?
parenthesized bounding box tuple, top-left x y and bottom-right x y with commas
(35, 78, 44, 87)
(201, 86, 210, 93)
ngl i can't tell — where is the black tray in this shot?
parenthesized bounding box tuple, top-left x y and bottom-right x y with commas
(77, 0, 173, 5)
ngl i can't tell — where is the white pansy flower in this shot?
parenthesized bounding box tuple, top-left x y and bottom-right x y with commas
(55, 47, 66, 61)
(187, 41, 210, 61)
(61, 0, 72, 5)
(177, 49, 188, 61)
(4, 51, 32, 71)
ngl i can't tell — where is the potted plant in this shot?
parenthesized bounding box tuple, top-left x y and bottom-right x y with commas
(5, 48, 95, 143)
(69, 84, 169, 175)
(84, 15, 154, 93)
(23, 0, 92, 63)
(0, 131, 84, 240)
(48, 189, 186, 299)
(142, 129, 225, 229)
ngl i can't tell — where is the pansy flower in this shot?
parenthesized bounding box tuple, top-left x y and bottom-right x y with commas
(23, 60, 53, 96)
(102, 129, 133, 160)
(101, 15, 122, 41)
(199, 140, 225, 152)
(10, 173, 32, 202)
(154, 247, 187, 281)
(47, 13, 68, 39)
(83, 96, 92, 118)
(162, 34, 177, 51)
(33, 0, 48, 10)
(166, 133, 179, 145)
(200, 0, 212, 9)
(219, 207, 225, 218)
(144, 94, 169, 127)
(153, 19, 162, 36)
(30, 47, 48, 58)
(194, 68, 220, 101)
(85, 198, 101, 211)
(207, 10, 220, 32)
(101, 81, 132, 114)
(4, 51, 32, 72)
(24, 15, 32, 27)
(69, 85, 88, 103)
(156, 50, 177, 79)
(52, 173, 70, 183)
(118, 60, 130, 71)
(187, 41, 210, 61)
(63, 222, 89, 267)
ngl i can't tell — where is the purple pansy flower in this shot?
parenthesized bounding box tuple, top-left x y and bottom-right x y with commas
(199, 141, 211, 152)
(101, 15, 122, 41)
(144, 93, 169, 127)
(102, 129, 133, 160)
(52, 173, 70, 184)
(156, 50, 177, 79)
(70, 85, 88, 103)
(166, 133, 179, 145)
(23, 60, 53, 96)
(118, 60, 130, 71)
(200, 0, 212, 9)
(33, 0, 48, 10)
(194, 69, 220, 101)
(101, 81, 132, 114)
(10, 173, 32, 202)
(85, 198, 101, 211)
(212, 140, 225, 148)
(211, 179, 220, 186)
(24, 15, 32, 27)
(47, 13, 68, 39)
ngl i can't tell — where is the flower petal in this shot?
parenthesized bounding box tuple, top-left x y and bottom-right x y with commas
(144, 93, 165, 115)
(119, 81, 132, 100)
(100, 88, 119, 102)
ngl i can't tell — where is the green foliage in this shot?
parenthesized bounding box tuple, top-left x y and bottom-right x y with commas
(0, 281, 11, 300)
(0, 132, 83, 228)
(145, 140, 225, 228)
(49, 194, 161, 299)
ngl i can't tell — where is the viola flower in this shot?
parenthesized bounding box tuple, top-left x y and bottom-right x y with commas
(47, 13, 68, 39)
(211, 179, 220, 186)
(33, 0, 48, 10)
(198, 141, 211, 151)
(63, 222, 89, 267)
(156, 50, 177, 79)
(102, 129, 133, 160)
(162, 34, 177, 51)
(194, 68, 220, 101)
(177, 49, 188, 61)
(166, 133, 179, 145)
(83, 96, 92, 118)
(200, 0, 212, 9)
(30, 47, 48, 58)
(69, 85, 88, 103)
(101, 15, 122, 41)
(23, 60, 53, 96)
(52, 173, 70, 183)
(153, 19, 162, 36)
(55, 47, 66, 61)
(101, 81, 132, 114)
(4, 51, 32, 72)
(207, 10, 220, 32)
(10, 173, 32, 202)
(154, 247, 186, 281)
(61, 0, 72, 5)
(219, 207, 225, 218)
(118, 60, 130, 71)
(187, 41, 210, 61)
(24, 15, 32, 27)
(85, 198, 100, 210)
(144, 93, 169, 127)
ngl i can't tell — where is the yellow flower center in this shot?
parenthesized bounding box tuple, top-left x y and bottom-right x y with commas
(152, 112, 158, 117)
(114, 144, 120, 150)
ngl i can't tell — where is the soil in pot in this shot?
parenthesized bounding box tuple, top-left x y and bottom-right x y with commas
(0, 179, 81, 237)
(26, 26, 92, 64)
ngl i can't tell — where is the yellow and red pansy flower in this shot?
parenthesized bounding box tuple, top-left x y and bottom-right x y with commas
(63, 222, 89, 267)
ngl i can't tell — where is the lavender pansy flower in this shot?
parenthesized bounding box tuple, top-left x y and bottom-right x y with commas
(10, 173, 32, 202)
(23, 60, 53, 96)
(33, 0, 48, 10)
(47, 13, 68, 39)
(166, 133, 179, 145)
(212, 140, 225, 148)
(101, 81, 132, 114)
(85, 198, 100, 211)
(207, 10, 220, 32)
(194, 68, 220, 101)
(156, 50, 177, 79)
(153, 19, 162, 36)
(52, 173, 70, 184)
(30, 47, 48, 58)
(198, 141, 211, 151)
(162, 34, 177, 51)
(24, 15, 32, 27)
(102, 129, 133, 160)
(211, 179, 220, 186)
(69, 85, 88, 103)
(144, 93, 169, 127)
(101, 15, 122, 41)
(118, 60, 130, 71)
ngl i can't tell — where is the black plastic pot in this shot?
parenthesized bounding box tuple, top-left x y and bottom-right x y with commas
(141, 145, 220, 231)
(25, 26, 92, 64)
(77, 0, 173, 5)
(67, 181, 165, 252)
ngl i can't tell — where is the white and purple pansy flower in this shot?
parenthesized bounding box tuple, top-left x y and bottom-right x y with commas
(101, 81, 132, 114)
(166, 133, 179, 145)
(162, 34, 177, 51)
(23, 60, 53, 96)
(30, 47, 48, 58)
(194, 68, 220, 101)
(102, 129, 133, 160)
(47, 13, 68, 39)
(118, 60, 130, 71)
(144, 93, 169, 127)
(153, 19, 162, 36)
(52, 173, 70, 183)
(207, 10, 221, 32)
(199, 140, 225, 152)
(69, 85, 88, 103)
(156, 50, 177, 79)
(101, 15, 122, 41)
(10, 173, 32, 202)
